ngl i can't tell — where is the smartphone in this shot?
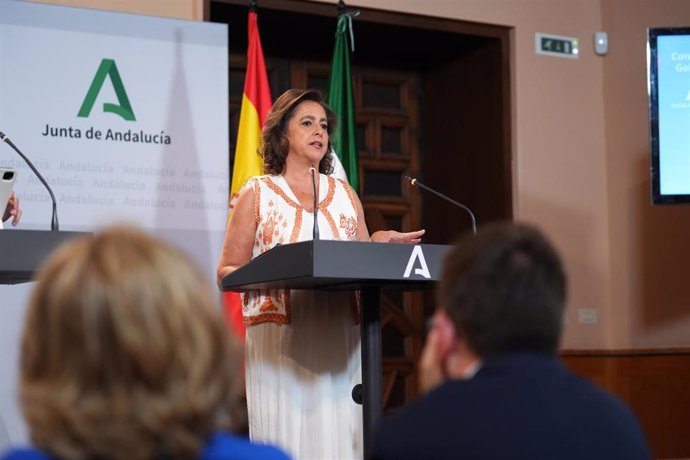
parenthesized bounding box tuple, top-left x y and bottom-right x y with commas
(0, 167, 17, 216)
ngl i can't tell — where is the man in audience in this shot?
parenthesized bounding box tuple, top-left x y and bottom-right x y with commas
(371, 222, 651, 460)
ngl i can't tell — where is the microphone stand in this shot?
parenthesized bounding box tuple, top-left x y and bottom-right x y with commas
(405, 175, 477, 234)
(0, 131, 59, 231)
(310, 164, 319, 240)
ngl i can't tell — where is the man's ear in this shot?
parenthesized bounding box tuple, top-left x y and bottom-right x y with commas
(433, 310, 458, 359)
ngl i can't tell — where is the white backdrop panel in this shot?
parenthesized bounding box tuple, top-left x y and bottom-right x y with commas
(0, 0, 229, 450)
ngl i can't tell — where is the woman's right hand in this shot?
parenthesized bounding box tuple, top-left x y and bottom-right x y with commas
(369, 229, 425, 244)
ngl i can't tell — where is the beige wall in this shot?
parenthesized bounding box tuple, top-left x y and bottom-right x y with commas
(601, 0, 690, 349)
(32, 0, 690, 350)
(29, 0, 204, 20)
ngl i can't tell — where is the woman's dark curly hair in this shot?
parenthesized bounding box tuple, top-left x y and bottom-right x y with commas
(260, 88, 337, 175)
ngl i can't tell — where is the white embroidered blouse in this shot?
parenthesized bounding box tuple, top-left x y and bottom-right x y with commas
(241, 174, 360, 325)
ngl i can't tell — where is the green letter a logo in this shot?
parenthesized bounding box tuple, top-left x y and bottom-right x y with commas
(78, 59, 136, 121)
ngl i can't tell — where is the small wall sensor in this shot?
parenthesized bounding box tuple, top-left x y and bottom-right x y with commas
(594, 31, 608, 55)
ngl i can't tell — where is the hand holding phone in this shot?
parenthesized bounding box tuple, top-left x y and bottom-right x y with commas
(1, 168, 21, 226)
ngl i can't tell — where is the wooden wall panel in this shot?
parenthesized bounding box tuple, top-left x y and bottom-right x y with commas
(561, 350, 690, 459)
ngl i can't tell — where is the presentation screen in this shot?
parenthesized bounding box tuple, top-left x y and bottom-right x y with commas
(648, 27, 690, 204)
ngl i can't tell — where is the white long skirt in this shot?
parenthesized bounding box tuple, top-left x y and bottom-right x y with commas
(245, 290, 363, 460)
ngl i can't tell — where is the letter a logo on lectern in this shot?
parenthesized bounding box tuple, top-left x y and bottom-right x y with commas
(78, 59, 136, 121)
(403, 246, 431, 279)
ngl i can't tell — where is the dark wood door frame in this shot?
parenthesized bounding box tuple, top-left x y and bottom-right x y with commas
(209, 0, 513, 409)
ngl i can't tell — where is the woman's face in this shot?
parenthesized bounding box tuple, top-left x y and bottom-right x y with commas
(285, 100, 329, 166)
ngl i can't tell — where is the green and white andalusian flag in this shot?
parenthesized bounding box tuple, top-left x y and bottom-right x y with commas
(328, 13, 359, 192)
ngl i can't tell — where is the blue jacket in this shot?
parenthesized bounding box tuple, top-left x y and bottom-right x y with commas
(2, 432, 290, 460)
(371, 352, 651, 460)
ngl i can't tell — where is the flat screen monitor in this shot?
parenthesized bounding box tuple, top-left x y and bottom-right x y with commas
(648, 27, 690, 204)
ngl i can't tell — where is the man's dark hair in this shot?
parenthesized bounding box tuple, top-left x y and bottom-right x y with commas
(437, 222, 566, 357)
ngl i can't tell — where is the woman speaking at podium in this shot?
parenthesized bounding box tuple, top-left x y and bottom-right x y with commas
(217, 89, 423, 460)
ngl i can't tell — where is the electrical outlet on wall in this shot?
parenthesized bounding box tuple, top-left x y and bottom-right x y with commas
(578, 308, 598, 325)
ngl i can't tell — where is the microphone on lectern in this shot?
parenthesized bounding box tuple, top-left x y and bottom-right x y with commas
(0, 130, 59, 231)
(310, 164, 320, 240)
(404, 175, 477, 234)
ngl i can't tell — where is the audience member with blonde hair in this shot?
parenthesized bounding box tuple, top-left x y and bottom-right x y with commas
(2, 226, 289, 460)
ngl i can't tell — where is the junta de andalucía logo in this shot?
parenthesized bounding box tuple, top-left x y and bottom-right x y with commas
(77, 58, 136, 121)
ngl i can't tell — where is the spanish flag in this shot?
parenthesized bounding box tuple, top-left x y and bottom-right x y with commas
(222, 7, 272, 340)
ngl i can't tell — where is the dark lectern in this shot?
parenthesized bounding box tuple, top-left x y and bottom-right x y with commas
(222, 239, 452, 458)
(0, 229, 88, 284)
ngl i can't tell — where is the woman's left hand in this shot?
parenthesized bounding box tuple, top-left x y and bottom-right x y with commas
(369, 229, 425, 244)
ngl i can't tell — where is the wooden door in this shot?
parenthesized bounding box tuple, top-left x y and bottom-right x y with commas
(220, 0, 512, 413)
